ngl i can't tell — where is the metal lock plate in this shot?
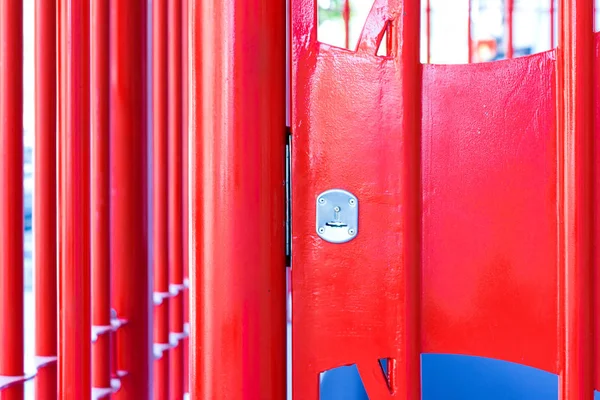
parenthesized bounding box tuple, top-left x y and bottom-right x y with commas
(316, 189, 358, 244)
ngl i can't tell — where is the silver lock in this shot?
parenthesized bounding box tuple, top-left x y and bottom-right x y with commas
(316, 189, 358, 244)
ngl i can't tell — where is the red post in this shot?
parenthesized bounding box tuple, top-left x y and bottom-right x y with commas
(468, 0, 473, 63)
(35, 0, 58, 397)
(506, 0, 514, 58)
(342, 0, 350, 49)
(550, 0, 555, 47)
(110, 0, 150, 398)
(190, 0, 287, 395)
(398, 0, 422, 396)
(91, 0, 111, 392)
(557, 0, 593, 398)
(168, 0, 185, 397)
(426, 0, 431, 63)
(0, 0, 24, 399)
(58, 0, 91, 397)
(182, 0, 191, 393)
(153, 0, 171, 397)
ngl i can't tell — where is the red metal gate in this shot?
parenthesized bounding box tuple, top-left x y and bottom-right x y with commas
(291, 0, 597, 399)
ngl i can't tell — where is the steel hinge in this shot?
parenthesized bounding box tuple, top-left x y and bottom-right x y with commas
(285, 129, 291, 266)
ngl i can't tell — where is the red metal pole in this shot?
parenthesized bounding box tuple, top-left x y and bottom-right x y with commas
(468, 0, 473, 63)
(342, 0, 350, 49)
(182, 0, 191, 393)
(110, 0, 150, 397)
(153, 0, 171, 397)
(550, 0, 555, 47)
(557, 0, 593, 398)
(0, 0, 24, 398)
(168, 0, 185, 397)
(398, 0, 422, 397)
(426, 0, 431, 63)
(35, 0, 58, 397)
(190, 0, 287, 395)
(58, 0, 91, 397)
(91, 0, 111, 392)
(506, 0, 514, 58)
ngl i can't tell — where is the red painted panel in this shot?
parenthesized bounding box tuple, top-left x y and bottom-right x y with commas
(421, 53, 558, 372)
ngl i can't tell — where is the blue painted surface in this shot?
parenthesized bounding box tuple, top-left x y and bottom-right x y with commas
(319, 354, 600, 399)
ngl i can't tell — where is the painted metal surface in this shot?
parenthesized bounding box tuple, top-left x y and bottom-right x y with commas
(110, 0, 150, 397)
(291, 1, 597, 400)
(57, 0, 92, 397)
(153, 0, 171, 397)
(168, 0, 186, 397)
(189, 0, 287, 396)
(34, 0, 58, 397)
(91, 0, 112, 393)
(0, 0, 24, 399)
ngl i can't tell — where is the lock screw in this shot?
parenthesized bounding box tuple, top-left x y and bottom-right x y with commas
(333, 206, 341, 213)
(349, 198, 356, 206)
(348, 228, 356, 236)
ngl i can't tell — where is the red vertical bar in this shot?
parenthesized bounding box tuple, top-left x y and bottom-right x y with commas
(0, 0, 24, 399)
(468, 0, 473, 63)
(557, 0, 594, 398)
(506, 0, 514, 58)
(342, 0, 350, 49)
(426, 0, 431, 63)
(397, 0, 422, 398)
(58, 0, 91, 397)
(551, 0, 555, 47)
(35, 0, 58, 397)
(182, 0, 190, 393)
(153, 0, 170, 397)
(190, 0, 287, 395)
(110, 0, 150, 397)
(91, 0, 111, 391)
(168, 0, 185, 398)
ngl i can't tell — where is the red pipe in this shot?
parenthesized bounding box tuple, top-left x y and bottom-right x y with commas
(342, 0, 350, 49)
(153, 0, 171, 397)
(557, 0, 593, 398)
(35, 0, 58, 397)
(190, 0, 287, 395)
(110, 0, 150, 398)
(91, 0, 111, 391)
(468, 0, 473, 63)
(397, 0, 422, 396)
(182, 0, 191, 393)
(0, 0, 24, 399)
(550, 0, 555, 47)
(58, 0, 91, 396)
(426, 0, 431, 63)
(506, 0, 514, 58)
(169, 0, 185, 397)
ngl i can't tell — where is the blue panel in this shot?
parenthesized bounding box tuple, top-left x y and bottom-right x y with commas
(319, 354, 572, 400)
(421, 354, 557, 400)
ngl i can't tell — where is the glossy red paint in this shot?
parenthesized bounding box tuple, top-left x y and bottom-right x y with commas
(291, 0, 598, 399)
(91, 0, 112, 392)
(0, 0, 24, 399)
(168, 0, 185, 397)
(35, 0, 58, 396)
(291, 0, 421, 398)
(189, 0, 287, 395)
(182, 0, 191, 393)
(110, 0, 150, 398)
(153, 0, 170, 397)
(57, 0, 91, 396)
(558, 0, 594, 397)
